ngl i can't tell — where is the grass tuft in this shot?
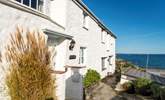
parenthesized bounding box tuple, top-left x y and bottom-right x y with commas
(5, 27, 57, 100)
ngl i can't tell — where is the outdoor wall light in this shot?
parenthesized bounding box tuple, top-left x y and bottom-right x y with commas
(69, 39, 76, 51)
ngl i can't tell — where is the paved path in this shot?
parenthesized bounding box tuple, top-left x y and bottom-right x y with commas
(86, 82, 154, 100)
(86, 82, 117, 100)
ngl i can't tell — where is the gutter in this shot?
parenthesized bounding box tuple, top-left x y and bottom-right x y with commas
(72, 0, 117, 39)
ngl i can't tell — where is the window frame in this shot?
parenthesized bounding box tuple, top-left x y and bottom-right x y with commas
(79, 47, 87, 65)
(108, 56, 113, 65)
(106, 34, 111, 51)
(15, 0, 43, 12)
(83, 12, 89, 30)
(101, 29, 107, 44)
(101, 57, 107, 71)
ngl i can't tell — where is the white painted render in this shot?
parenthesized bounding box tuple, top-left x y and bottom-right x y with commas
(64, 0, 116, 77)
(0, 0, 116, 100)
(49, 0, 67, 27)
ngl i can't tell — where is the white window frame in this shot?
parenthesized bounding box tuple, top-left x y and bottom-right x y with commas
(79, 47, 87, 65)
(15, 0, 43, 12)
(101, 29, 107, 43)
(108, 56, 113, 65)
(83, 12, 89, 30)
(101, 57, 107, 71)
(106, 34, 111, 51)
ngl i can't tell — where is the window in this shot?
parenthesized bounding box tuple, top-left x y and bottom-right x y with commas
(15, 0, 43, 11)
(79, 47, 86, 65)
(101, 29, 106, 43)
(101, 57, 107, 71)
(83, 12, 89, 29)
(38, 0, 44, 12)
(106, 35, 111, 51)
(23, 0, 29, 6)
(108, 56, 112, 65)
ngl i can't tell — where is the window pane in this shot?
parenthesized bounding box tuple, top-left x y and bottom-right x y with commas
(81, 57, 84, 64)
(16, 0, 21, 3)
(31, 0, 37, 9)
(102, 57, 106, 70)
(38, 0, 44, 11)
(79, 47, 86, 64)
(83, 12, 89, 29)
(23, 0, 29, 6)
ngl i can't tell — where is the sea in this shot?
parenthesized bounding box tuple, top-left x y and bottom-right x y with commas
(117, 54, 165, 69)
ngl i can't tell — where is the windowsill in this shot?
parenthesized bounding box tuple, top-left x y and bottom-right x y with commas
(107, 50, 110, 52)
(102, 68, 107, 71)
(79, 63, 86, 67)
(65, 65, 86, 69)
(83, 26, 89, 30)
(101, 42, 105, 44)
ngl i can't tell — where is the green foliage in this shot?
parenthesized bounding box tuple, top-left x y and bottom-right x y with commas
(116, 60, 137, 73)
(83, 69, 101, 88)
(151, 83, 161, 99)
(5, 28, 56, 100)
(134, 78, 152, 96)
(123, 62, 134, 68)
(160, 87, 165, 100)
(122, 82, 135, 93)
(150, 83, 165, 100)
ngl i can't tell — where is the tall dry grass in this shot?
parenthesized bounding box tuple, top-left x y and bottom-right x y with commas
(5, 27, 57, 100)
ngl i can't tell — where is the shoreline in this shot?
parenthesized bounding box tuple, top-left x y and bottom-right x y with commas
(146, 68, 165, 77)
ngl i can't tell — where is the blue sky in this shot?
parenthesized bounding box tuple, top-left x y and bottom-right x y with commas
(83, 0, 165, 54)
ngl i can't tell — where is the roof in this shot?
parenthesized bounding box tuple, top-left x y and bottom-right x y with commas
(73, 0, 117, 39)
(43, 29, 73, 39)
(122, 68, 165, 85)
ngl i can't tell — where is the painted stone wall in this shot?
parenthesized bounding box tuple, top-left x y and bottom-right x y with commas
(65, 0, 116, 77)
(0, 1, 66, 100)
(62, 0, 116, 99)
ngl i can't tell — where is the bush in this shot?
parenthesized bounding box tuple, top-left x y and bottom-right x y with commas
(122, 82, 135, 94)
(151, 83, 161, 99)
(83, 69, 101, 88)
(5, 28, 56, 100)
(160, 87, 165, 100)
(134, 78, 152, 96)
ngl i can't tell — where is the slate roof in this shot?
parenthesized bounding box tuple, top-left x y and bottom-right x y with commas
(122, 67, 165, 85)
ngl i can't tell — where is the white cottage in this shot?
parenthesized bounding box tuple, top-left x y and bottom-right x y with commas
(0, 0, 117, 100)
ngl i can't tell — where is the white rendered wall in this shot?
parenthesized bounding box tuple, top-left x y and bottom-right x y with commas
(54, 39, 69, 100)
(50, 0, 67, 27)
(65, 0, 116, 78)
(0, 1, 66, 100)
(62, 1, 116, 99)
(0, 0, 116, 100)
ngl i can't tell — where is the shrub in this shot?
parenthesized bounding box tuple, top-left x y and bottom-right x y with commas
(151, 83, 161, 99)
(134, 78, 152, 96)
(83, 69, 101, 88)
(160, 87, 165, 100)
(151, 84, 165, 100)
(5, 28, 56, 100)
(122, 82, 135, 93)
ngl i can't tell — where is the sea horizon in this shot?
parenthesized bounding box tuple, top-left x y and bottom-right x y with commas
(117, 53, 165, 70)
(117, 53, 165, 55)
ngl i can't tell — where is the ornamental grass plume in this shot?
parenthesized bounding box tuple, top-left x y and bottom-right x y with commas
(0, 51, 1, 62)
(5, 27, 57, 100)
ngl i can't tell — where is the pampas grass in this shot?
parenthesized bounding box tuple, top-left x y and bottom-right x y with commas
(5, 27, 57, 100)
